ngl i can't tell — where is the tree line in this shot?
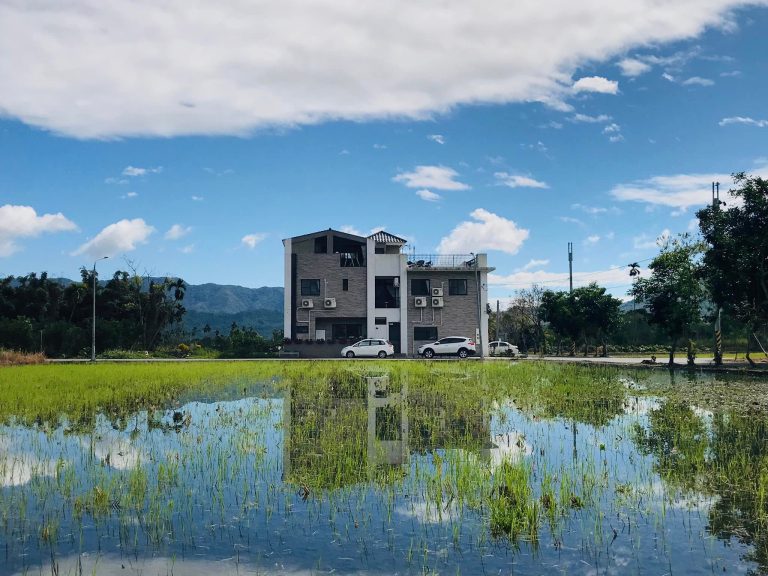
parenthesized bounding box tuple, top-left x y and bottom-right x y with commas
(491, 173, 768, 365)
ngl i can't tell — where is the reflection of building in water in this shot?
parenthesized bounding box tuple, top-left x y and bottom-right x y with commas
(282, 370, 491, 488)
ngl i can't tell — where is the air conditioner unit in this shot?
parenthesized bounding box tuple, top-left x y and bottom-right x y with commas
(300, 298, 314, 309)
(414, 296, 427, 308)
(432, 287, 443, 297)
(432, 297, 444, 308)
(324, 297, 336, 309)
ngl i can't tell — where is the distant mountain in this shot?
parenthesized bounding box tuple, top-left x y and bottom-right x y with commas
(183, 309, 283, 337)
(183, 284, 283, 314)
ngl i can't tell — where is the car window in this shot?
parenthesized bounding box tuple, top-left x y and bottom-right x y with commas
(360, 340, 371, 346)
(376, 340, 386, 345)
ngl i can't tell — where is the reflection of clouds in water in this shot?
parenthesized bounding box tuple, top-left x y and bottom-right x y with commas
(647, 479, 718, 511)
(10, 554, 327, 576)
(623, 397, 660, 415)
(84, 434, 143, 470)
(489, 432, 532, 470)
(0, 436, 55, 487)
(396, 500, 459, 524)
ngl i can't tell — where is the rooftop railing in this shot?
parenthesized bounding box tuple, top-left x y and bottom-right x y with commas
(407, 254, 477, 269)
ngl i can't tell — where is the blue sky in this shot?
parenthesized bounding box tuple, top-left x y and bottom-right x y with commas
(1, 1, 766, 303)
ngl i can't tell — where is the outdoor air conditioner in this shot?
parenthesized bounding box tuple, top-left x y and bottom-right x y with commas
(432, 297, 444, 308)
(300, 298, 314, 309)
(432, 287, 443, 297)
(414, 296, 427, 308)
(324, 297, 336, 309)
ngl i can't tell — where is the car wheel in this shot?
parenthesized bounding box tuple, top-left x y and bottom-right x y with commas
(346, 351, 355, 358)
(458, 348, 468, 359)
(423, 349, 434, 359)
(377, 351, 387, 358)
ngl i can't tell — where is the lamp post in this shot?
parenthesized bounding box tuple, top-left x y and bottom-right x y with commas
(91, 256, 109, 362)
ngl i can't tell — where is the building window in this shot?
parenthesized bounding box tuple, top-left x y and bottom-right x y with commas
(332, 323, 363, 340)
(300, 279, 321, 296)
(411, 279, 431, 296)
(314, 236, 328, 254)
(414, 326, 438, 341)
(295, 325, 309, 334)
(449, 279, 468, 295)
(374, 317, 387, 325)
(375, 276, 399, 308)
(342, 279, 349, 291)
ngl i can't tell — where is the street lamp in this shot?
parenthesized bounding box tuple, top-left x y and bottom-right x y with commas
(91, 256, 109, 362)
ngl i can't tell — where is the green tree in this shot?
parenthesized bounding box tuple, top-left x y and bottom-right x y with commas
(697, 173, 768, 364)
(630, 235, 705, 365)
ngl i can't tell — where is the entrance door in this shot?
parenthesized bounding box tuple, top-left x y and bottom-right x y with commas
(388, 322, 401, 354)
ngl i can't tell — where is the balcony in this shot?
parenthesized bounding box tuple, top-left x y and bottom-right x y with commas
(407, 254, 478, 270)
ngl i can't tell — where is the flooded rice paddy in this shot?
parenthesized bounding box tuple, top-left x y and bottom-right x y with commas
(1, 361, 767, 575)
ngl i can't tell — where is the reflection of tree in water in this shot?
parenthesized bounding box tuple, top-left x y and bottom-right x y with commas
(635, 401, 768, 573)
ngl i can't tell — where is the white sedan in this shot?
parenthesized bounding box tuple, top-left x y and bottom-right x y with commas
(489, 341, 520, 356)
(341, 339, 395, 358)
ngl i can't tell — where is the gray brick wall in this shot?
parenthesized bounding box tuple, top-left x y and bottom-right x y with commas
(406, 271, 480, 355)
(293, 246, 367, 336)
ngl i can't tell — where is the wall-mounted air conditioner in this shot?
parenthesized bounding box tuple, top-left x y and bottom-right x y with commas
(432, 287, 443, 297)
(324, 297, 336, 309)
(414, 296, 427, 308)
(432, 297, 444, 308)
(300, 298, 314, 309)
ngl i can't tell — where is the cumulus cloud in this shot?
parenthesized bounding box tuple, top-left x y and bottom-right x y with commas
(682, 76, 714, 86)
(719, 116, 768, 128)
(72, 218, 154, 259)
(489, 265, 646, 290)
(584, 234, 601, 245)
(572, 76, 619, 94)
(394, 165, 469, 191)
(634, 229, 672, 250)
(0, 205, 78, 257)
(437, 209, 529, 255)
(0, 1, 756, 138)
(521, 259, 549, 271)
(241, 233, 267, 249)
(427, 134, 446, 145)
(164, 224, 192, 240)
(569, 113, 612, 123)
(416, 189, 441, 202)
(618, 58, 651, 77)
(122, 165, 162, 177)
(609, 166, 768, 210)
(494, 172, 549, 189)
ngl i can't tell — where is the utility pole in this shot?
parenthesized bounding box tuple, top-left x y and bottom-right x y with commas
(496, 299, 500, 341)
(712, 181, 723, 366)
(568, 242, 573, 294)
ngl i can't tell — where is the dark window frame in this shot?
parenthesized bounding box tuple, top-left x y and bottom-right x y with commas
(414, 326, 438, 341)
(300, 279, 321, 296)
(374, 317, 387, 325)
(448, 278, 468, 295)
(411, 279, 431, 296)
(342, 278, 349, 291)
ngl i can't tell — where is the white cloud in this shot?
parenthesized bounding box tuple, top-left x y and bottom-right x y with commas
(122, 165, 162, 177)
(0, 204, 78, 257)
(241, 233, 267, 249)
(584, 234, 601, 245)
(682, 76, 714, 86)
(490, 265, 646, 290)
(191, 195, 204, 201)
(662, 72, 677, 82)
(633, 229, 671, 250)
(559, 216, 584, 225)
(610, 165, 768, 210)
(494, 172, 549, 189)
(427, 134, 445, 145)
(603, 123, 621, 133)
(521, 259, 549, 271)
(569, 113, 612, 123)
(720, 70, 741, 77)
(572, 76, 619, 94)
(719, 116, 768, 128)
(394, 165, 469, 191)
(618, 58, 651, 77)
(416, 189, 441, 202)
(437, 209, 529, 255)
(165, 224, 192, 240)
(122, 191, 138, 199)
(179, 244, 195, 254)
(339, 225, 363, 236)
(104, 177, 128, 185)
(571, 203, 608, 215)
(0, 1, 756, 138)
(72, 218, 154, 259)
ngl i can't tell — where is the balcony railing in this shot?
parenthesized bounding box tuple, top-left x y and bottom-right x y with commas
(407, 254, 476, 269)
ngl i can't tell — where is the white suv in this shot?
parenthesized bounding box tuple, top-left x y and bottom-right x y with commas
(341, 339, 395, 358)
(417, 337, 476, 359)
